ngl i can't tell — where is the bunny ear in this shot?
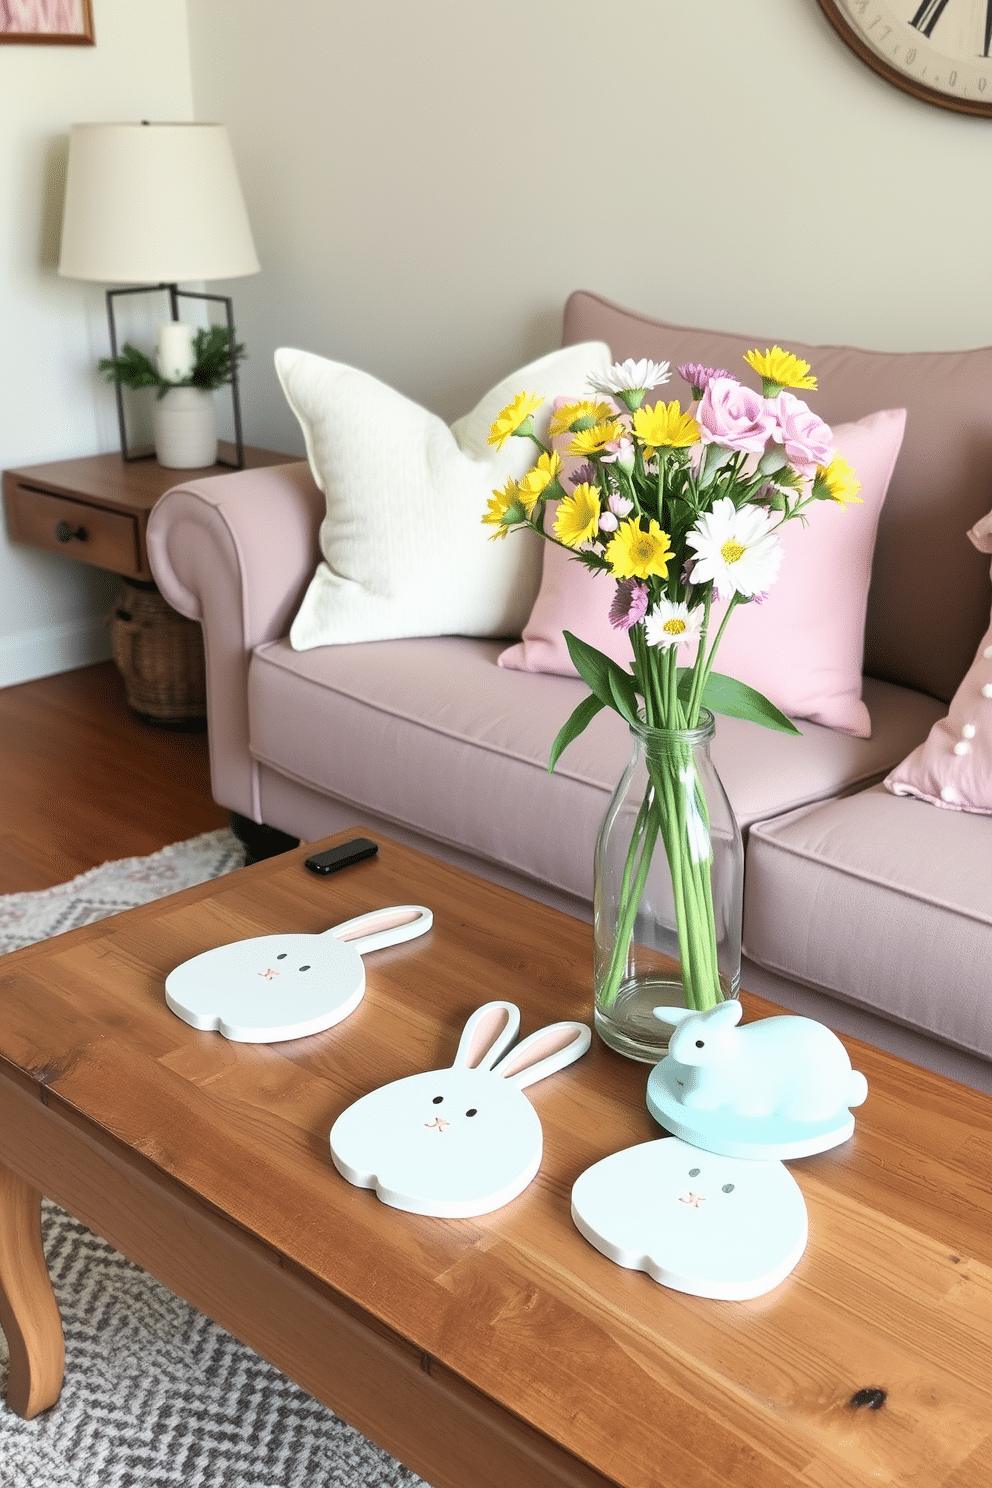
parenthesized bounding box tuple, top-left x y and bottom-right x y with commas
(653, 1007, 700, 1028)
(492, 1021, 591, 1090)
(451, 1001, 521, 1072)
(708, 1000, 744, 1028)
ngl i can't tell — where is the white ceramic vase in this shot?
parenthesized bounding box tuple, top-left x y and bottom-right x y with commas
(152, 387, 217, 469)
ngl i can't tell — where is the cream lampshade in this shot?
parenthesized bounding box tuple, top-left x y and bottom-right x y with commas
(58, 121, 259, 466)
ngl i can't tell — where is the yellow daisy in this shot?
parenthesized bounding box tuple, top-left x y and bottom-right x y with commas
(606, 518, 673, 581)
(813, 453, 862, 508)
(517, 451, 563, 509)
(548, 400, 615, 440)
(631, 400, 700, 454)
(488, 391, 544, 450)
(553, 483, 602, 549)
(568, 419, 626, 458)
(744, 346, 818, 396)
(482, 479, 527, 539)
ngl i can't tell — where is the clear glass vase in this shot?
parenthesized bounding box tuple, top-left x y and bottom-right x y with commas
(593, 711, 743, 1063)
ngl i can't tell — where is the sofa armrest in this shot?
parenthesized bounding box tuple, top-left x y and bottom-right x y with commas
(146, 460, 323, 822)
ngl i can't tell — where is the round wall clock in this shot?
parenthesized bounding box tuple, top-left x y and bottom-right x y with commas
(815, 0, 992, 115)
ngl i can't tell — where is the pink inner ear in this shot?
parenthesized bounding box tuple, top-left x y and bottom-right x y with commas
(464, 1007, 512, 1067)
(335, 909, 420, 941)
(497, 1026, 576, 1079)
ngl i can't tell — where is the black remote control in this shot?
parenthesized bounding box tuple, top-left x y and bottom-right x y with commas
(304, 837, 378, 875)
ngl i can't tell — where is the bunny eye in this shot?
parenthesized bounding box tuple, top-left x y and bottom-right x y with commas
(688, 1168, 700, 1177)
(276, 954, 287, 960)
(695, 1039, 705, 1048)
(432, 1096, 443, 1105)
(722, 1184, 735, 1193)
(465, 1108, 478, 1118)
(299, 965, 311, 972)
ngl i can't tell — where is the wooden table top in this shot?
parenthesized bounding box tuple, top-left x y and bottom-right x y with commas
(1, 829, 990, 1487)
(3, 446, 297, 514)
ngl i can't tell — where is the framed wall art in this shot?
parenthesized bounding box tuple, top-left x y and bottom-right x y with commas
(0, 0, 94, 44)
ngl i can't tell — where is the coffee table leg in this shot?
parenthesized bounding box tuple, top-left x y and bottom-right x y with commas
(0, 1162, 65, 1418)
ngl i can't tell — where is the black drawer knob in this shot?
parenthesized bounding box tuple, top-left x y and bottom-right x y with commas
(55, 520, 87, 543)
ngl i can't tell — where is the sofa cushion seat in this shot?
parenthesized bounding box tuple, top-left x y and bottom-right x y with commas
(744, 785, 992, 1059)
(247, 636, 946, 906)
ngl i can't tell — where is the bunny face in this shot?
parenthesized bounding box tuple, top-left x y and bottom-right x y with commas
(571, 1137, 808, 1300)
(330, 1067, 543, 1218)
(330, 1001, 591, 1218)
(663, 1000, 743, 1068)
(166, 932, 365, 1043)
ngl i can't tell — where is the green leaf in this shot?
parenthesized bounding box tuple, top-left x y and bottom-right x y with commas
(563, 631, 639, 718)
(608, 668, 639, 726)
(548, 693, 605, 773)
(701, 672, 801, 734)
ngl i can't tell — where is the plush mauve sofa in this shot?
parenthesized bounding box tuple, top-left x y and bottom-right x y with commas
(147, 291, 992, 1093)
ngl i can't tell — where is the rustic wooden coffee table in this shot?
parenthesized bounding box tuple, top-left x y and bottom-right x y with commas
(1, 831, 990, 1487)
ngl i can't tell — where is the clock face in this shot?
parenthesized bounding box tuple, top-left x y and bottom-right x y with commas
(817, 0, 992, 114)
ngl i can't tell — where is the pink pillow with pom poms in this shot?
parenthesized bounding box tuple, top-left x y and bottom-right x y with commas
(885, 508, 992, 812)
(498, 405, 906, 739)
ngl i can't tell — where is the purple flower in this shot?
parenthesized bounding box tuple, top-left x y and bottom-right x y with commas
(609, 579, 650, 631)
(696, 377, 777, 455)
(567, 460, 598, 490)
(678, 363, 739, 399)
(767, 392, 834, 476)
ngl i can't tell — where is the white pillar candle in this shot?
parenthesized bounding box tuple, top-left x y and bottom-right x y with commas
(156, 321, 196, 383)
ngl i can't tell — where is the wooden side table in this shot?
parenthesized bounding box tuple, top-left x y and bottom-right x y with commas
(3, 445, 293, 727)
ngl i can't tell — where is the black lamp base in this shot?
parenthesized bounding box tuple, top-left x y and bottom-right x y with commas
(106, 282, 245, 469)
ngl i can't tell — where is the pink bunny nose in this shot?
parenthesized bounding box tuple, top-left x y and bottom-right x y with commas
(424, 1117, 449, 1132)
(679, 1191, 706, 1208)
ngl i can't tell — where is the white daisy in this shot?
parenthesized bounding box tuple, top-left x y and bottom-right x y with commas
(644, 597, 704, 651)
(685, 496, 783, 601)
(589, 358, 671, 396)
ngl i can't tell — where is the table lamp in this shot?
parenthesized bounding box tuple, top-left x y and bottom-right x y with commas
(58, 121, 259, 467)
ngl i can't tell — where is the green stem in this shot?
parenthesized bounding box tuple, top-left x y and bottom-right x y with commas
(598, 731, 723, 1015)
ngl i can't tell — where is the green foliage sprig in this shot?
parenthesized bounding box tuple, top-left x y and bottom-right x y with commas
(99, 326, 246, 399)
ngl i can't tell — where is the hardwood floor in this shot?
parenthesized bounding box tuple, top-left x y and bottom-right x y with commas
(0, 661, 227, 895)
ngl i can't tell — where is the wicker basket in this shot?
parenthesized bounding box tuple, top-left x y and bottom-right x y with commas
(110, 580, 207, 729)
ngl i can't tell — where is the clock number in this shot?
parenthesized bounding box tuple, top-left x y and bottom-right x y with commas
(910, 0, 951, 36)
(906, 45, 917, 63)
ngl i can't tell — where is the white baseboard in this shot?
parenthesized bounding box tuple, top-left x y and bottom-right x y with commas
(0, 615, 113, 688)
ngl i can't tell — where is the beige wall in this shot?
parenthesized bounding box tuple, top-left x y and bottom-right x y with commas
(186, 0, 992, 459)
(0, 0, 194, 686)
(4, 0, 990, 685)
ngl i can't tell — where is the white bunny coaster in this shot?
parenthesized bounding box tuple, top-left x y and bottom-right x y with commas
(646, 1002, 869, 1161)
(571, 1137, 808, 1300)
(165, 905, 432, 1043)
(329, 1000, 591, 1218)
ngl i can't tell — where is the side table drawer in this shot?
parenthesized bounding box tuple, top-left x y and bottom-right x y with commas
(4, 483, 142, 576)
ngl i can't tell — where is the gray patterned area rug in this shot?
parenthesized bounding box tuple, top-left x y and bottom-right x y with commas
(0, 830, 426, 1488)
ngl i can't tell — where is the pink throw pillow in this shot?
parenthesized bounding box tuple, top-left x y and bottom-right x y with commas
(884, 509, 992, 812)
(499, 407, 906, 739)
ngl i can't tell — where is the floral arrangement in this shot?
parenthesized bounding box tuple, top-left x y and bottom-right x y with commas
(482, 348, 861, 1015)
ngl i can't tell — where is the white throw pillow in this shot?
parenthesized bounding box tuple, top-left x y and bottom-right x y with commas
(277, 341, 612, 649)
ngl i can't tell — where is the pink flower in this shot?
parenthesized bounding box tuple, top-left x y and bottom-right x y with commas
(695, 377, 776, 455)
(767, 392, 834, 476)
(609, 579, 649, 631)
(600, 436, 635, 469)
